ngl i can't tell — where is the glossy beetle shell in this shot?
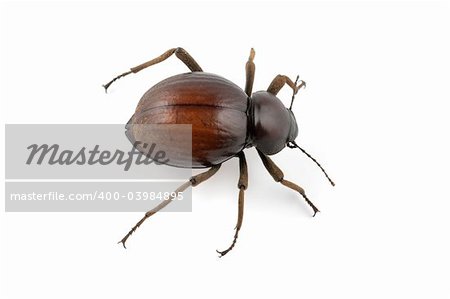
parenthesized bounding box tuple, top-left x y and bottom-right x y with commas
(251, 91, 298, 155)
(127, 72, 249, 168)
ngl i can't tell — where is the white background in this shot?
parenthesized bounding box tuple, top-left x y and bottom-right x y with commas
(1, 1, 449, 298)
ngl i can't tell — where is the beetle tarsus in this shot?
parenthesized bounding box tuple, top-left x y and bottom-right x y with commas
(117, 214, 147, 249)
(298, 80, 306, 90)
(216, 230, 239, 258)
(216, 249, 230, 258)
(297, 189, 320, 217)
(118, 239, 127, 249)
(216, 231, 239, 258)
(102, 84, 110, 93)
(103, 70, 133, 93)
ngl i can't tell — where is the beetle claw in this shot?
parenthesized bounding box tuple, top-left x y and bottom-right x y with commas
(216, 249, 229, 258)
(118, 239, 127, 249)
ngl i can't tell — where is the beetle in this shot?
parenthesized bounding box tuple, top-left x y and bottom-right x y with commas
(104, 47, 334, 257)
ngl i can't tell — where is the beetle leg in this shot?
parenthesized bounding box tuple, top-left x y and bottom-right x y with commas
(256, 149, 320, 216)
(118, 164, 221, 248)
(103, 47, 203, 92)
(267, 74, 306, 97)
(267, 75, 306, 110)
(216, 152, 248, 257)
(245, 48, 256, 97)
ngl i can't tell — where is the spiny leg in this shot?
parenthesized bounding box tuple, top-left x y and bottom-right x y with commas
(216, 152, 248, 257)
(245, 48, 256, 97)
(256, 149, 319, 216)
(103, 47, 203, 92)
(118, 164, 221, 248)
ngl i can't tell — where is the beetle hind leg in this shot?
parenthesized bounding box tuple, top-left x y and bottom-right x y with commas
(216, 152, 248, 257)
(257, 149, 319, 216)
(103, 47, 203, 92)
(118, 164, 221, 248)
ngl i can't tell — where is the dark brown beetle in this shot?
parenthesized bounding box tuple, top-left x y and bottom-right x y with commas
(104, 48, 334, 257)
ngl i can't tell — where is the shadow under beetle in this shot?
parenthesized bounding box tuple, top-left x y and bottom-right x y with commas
(104, 48, 335, 257)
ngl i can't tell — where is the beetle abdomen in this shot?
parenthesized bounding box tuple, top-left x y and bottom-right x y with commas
(127, 72, 249, 168)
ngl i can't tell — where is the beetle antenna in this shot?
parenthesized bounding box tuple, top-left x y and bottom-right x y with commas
(103, 70, 133, 93)
(287, 141, 335, 186)
(289, 75, 306, 110)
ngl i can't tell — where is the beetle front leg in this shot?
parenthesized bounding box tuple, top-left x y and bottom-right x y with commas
(256, 149, 319, 216)
(267, 75, 306, 110)
(216, 151, 248, 257)
(267, 74, 305, 96)
(118, 164, 221, 248)
(103, 47, 203, 92)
